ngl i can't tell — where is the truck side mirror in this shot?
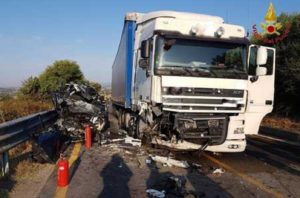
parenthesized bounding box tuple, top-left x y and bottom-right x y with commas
(141, 40, 150, 58)
(256, 47, 268, 66)
(256, 66, 267, 76)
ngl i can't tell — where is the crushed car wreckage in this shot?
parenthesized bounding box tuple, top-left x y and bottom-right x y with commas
(52, 82, 108, 143)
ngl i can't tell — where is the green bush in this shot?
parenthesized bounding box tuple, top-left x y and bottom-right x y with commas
(252, 13, 300, 118)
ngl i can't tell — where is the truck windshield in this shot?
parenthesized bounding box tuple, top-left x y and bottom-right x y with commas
(154, 37, 248, 79)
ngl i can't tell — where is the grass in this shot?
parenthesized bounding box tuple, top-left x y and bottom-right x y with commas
(0, 98, 53, 196)
(261, 116, 300, 133)
(0, 98, 52, 123)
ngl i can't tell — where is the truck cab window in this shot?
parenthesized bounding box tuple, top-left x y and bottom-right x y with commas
(154, 37, 247, 79)
(248, 47, 257, 76)
(265, 49, 274, 75)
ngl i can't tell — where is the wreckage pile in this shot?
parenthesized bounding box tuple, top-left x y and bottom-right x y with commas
(52, 82, 108, 142)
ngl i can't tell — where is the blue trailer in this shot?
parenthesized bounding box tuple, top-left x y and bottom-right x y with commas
(111, 19, 136, 109)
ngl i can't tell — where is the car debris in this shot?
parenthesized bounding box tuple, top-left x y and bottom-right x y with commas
(191, 162, 202, 169)
(146, 189, 166, 198)
(124, 136, 142, 147)
(52, 82, 108, 142)
(150, 155, 190, 168)
(212, 168, 225, 175)
(168, 176, 187, 196)
(146, 158, 152, 164)
(32, 128, 67, 163)
(151, 137, 201, 150)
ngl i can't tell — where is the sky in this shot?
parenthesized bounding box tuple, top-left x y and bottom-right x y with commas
(0, 0, 299, 87)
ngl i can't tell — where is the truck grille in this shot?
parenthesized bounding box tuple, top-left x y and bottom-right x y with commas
(162, 88, 245, 113)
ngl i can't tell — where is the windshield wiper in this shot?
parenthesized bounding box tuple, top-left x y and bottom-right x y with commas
(194, 66, 218, 77)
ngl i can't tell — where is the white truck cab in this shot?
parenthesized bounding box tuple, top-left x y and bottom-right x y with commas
(111, 11, 275, 152)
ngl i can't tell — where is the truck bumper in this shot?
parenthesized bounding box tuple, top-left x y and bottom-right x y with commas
(205, 139, 246, 152)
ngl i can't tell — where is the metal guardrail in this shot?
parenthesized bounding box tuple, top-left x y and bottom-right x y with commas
(0, 110, 58, 176)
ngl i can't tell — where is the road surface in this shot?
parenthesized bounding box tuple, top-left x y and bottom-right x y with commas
(35, 116, 300, 198)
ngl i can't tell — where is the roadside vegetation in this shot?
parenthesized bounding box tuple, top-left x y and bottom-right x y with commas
(251, 13, 300, 131)
(0, 59, 103, 197)
(0, 59, 102, 124)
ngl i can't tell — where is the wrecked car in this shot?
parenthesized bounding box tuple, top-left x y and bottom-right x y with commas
(52, 82, 108, 142)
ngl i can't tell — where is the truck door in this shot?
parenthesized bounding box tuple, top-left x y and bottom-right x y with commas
(134, 39, 153, 104)
(244, 45, 276, 135)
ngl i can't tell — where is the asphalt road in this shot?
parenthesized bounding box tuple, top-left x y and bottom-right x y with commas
(38, 119, 300, 198)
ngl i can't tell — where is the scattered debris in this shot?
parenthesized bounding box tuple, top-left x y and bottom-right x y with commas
(212, 168, 225, 175)
(124, 136, 142, 147)
(213, 152, 221, 156)
(124, 150, 133, 155)
(52, 82, 108, 142)
(146, 159, 152, 164)
(152, 137, 201, 150)
(146, 189, 166, 198)
(150, 155, 189, 168)
(191, 163, 202, 169)
(168, 176, 187, 195)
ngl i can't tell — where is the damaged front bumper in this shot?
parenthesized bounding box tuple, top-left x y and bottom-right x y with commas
(174, 114, 228, 145)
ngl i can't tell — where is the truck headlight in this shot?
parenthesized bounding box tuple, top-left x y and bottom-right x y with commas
(234, 127, 244, 134)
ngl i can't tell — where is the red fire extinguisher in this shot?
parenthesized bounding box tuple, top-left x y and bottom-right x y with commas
(57, 154, 69, 187)
(85, 124, 92, 150)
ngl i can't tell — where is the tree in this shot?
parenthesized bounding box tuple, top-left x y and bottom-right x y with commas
(251, 13, 300, 117)
(86, 81, 102, 93)
(17, 76, 41, 98)
(39, 60, 84, 97)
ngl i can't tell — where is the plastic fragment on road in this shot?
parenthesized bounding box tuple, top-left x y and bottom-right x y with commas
(150, 155, 189, 168)
(212, 168, 225, 175)
(146, 159, 151, 164)
(124, 136, 141, 147)
(191, 163, 202, 168)
(146, 189, 166, 198)
(151, 137, 201, 150)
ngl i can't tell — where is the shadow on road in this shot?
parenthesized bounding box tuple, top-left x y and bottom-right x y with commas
(99, 154, 132, 198)
(146, 160, 232, 198)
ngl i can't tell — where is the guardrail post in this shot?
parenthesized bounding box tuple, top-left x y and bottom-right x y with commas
(0, 152, 9, 177)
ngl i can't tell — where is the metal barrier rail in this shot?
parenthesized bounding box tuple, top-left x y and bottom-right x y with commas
(0, 110, 58, 176)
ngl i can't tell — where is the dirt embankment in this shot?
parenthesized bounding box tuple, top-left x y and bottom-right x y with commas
(262, 116, 300, 134)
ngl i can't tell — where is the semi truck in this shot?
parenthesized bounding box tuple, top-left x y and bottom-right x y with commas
(111, 11, 275, 152)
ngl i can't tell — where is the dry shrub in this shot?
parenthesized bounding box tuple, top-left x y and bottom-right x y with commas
(9, 141, 32, 158)
(262, 116, 300, 132)
(13, 160, 43, 181)
(0, 98, 52, 123)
